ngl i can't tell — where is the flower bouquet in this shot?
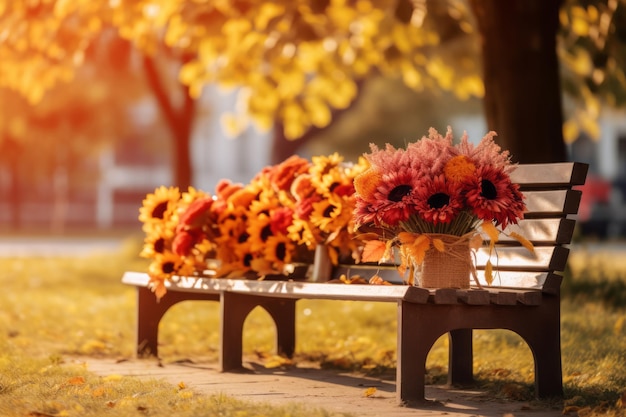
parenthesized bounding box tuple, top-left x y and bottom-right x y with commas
(138, 153, 369, 298)
(353, 127, 533, 288)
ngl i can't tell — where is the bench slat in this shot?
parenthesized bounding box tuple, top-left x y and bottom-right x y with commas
(523, 189, 582, 216)
(474, 245, 569, 272)
(510, 162, 588, 187)
(498, 218, 575, 244)
(473, 271, 549, 288)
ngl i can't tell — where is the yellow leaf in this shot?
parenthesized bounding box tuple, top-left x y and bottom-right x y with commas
(562, 119, 580, 144)
(485, 261, 494, 285)
(398, 232, 430, 265)
(103, 374, 123, 382)
(369, 275, 392, 285)
(481, 221, 500, 243)
(67, 376, 86, 385)
(178, 381, 186, 390)
(303, 96, 332, 128)
(255, 3, 285, 30)
(364, 387, 377, 397)
(510, 232, 534, 253)
(220, 113, 246, 137)
(361, 240, 386, 263)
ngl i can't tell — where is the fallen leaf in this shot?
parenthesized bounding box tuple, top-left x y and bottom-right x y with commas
(67, 376, 85, 385)
(369, 275, 392, 285)
(363, 387, 377, 397)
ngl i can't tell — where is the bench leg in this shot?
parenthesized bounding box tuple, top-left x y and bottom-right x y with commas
(136, 286, 169, 357)
(135, 287, 220, 358)
(263, 298, 297, 358)
(396, 301, 443, 404)
(448, 328, 473, 386)
(220, 292, 297, 371)
(516, 297, 563, 398)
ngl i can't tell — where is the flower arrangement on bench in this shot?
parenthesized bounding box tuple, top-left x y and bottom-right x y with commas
(353, 127, 533, 288)
(138, 153, 368, 298)
(138, 127, 533, 298)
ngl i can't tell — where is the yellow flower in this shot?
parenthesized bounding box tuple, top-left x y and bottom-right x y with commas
(246, 213, 273, 252)
(140, 231, 172, 259)
(444, 155, 476, 183)
(264, 235, 296, 265)
(139, 186, 180, 222)
(309, 153, 343, 186)
(287, 218, 319, 249)
(148, 251, 193, 281)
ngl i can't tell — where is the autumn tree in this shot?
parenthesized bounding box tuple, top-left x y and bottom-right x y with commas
(1, 0, 483, 187)
(2, 0, 626, 184)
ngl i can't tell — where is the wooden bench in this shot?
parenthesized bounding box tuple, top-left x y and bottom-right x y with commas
(122, 162, 588, 404)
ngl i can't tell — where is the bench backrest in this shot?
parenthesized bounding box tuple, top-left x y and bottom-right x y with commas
(473, 162, 588, 290)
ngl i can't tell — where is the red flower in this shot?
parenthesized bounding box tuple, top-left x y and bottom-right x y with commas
(178, 196, 214, 230)
(294, 195, 321, 220)
(464, 165, 525, 228)
(172, 230, 196, 256)
(414, 174, 463, 225)
(270, 207, 295, 234)
(358, 166, 421, 227)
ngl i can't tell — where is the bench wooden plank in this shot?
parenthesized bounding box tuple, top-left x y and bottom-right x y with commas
(474, 246, 569, 271)
(457, 289, 490, 305)
(489, 290, 518, 305)
(510, 162, 588, 187)
(523, 189, 582, 216)
(499, 218, 576, 244)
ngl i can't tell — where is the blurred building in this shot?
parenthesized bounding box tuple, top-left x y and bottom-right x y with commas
(0, 86, 272, 233)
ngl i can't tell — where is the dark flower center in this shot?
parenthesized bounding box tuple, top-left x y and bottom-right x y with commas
(238, 232, 249, 243)
(275, 242, 287, 261)
(323, 204, 336, 218)
(261, 224, 273, 241)
(151, 201, 168, 219)
(154, 238, 166, 253)
(427, 193, 450, 209)
(388, 185, 412, 202)
(162, 261, 175, 274)
(243, 253, 253, 267)
(480, 179, 498, 200)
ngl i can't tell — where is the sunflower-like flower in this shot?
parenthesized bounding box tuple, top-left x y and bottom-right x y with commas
(138, 186, 180, 233)
(464, 165, 526, 229)
(354, 165, 421, 228)
(413, 174, 464, 226)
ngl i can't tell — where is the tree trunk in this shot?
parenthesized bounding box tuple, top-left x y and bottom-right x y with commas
(469, 0, 566, 163)
(143, 55, 195, 189)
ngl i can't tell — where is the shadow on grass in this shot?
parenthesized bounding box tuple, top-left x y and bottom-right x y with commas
(561, 267, 626, 309)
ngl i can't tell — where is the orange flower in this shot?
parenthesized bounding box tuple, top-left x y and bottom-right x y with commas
(444, 155, 476, 183)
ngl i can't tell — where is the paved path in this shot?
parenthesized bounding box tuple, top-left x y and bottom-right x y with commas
(72, 357, 563, 417)
(0, 236, 126, 257)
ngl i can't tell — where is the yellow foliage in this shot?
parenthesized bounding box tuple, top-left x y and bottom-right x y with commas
(0, 0, 484, 138)
(562, 118, 580, 144)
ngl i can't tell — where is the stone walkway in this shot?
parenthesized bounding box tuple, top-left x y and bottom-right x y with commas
(73, 357, 563, 417)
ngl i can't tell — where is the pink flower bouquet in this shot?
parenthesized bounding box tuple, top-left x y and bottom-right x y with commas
(353, 127, 532, 287)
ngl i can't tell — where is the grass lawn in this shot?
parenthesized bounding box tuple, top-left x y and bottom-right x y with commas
(0, 236, 625, 416)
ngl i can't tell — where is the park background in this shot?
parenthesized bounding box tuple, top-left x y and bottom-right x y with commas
(1, 0, 625, 239)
